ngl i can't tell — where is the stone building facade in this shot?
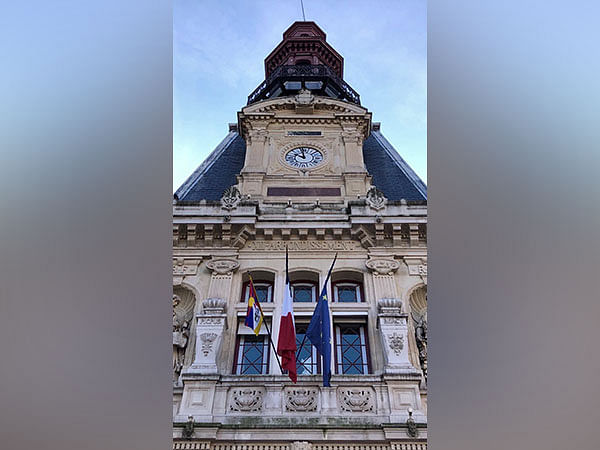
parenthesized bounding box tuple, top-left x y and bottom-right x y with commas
(173, 22, 427, 450)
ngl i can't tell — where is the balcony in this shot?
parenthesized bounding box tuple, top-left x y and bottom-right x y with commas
(247, 64, 361, 106)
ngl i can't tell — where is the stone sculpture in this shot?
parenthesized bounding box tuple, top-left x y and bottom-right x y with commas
(172, 295, 191, 385)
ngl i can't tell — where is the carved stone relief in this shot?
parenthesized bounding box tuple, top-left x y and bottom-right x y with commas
(228, 388, 264, 412)
(366, 258, 400, 275)
(206, 258, 239, 275)
(291, 442, 312, 450)
(404, 258, 428, 284)
(365, 186, 387, 211)
(294, 88, 314, 105)
(388, 333, 405, 356)
(173, 294, 192, 386)
(202, 298, 226, 314)
(199, 333, 218, 356)
(337, 388, 375, 413)
(173, 260, 199, 276)
(220, 186, 242, 210)
(378, 298, 403, 314)
(285, 387, 318, 412)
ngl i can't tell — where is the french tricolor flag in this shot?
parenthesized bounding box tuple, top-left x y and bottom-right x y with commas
(277, 247, 297, 383)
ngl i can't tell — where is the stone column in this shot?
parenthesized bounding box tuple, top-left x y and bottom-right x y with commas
(188, 257, 238, 374)
(377, 299, 420, 374)
(365, 257, 401, 299)
(188, 298, 227, 374)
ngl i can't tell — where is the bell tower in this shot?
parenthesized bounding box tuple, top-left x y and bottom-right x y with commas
(237, 21, 372, 203)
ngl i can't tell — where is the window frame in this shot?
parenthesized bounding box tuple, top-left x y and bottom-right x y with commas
(332, 280, 364, 303)
(333, 323, 371, 375)
(291, 280, 318, 303)
(232, 333, 270, 375)
(240, 280, 273, 303)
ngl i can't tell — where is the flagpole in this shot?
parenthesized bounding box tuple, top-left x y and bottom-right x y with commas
(295, 252, 338, 360)
(249, 275, 284, 374)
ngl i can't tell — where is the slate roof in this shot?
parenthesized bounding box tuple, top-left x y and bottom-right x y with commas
(174, 129, 427, 204)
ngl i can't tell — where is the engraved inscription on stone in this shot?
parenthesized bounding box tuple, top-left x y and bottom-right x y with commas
(247, 240, 361, 251)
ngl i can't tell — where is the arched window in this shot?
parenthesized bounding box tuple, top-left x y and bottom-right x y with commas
(240, 270, 275, 303)
(289, 270, 319, 303)
(331, 271, 365, 303)
(241, 280, 273, 303)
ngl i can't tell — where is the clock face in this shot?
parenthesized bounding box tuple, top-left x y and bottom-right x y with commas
(284, 147, 324, 169)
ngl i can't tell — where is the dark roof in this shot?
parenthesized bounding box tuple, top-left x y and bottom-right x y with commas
(175, 132, 246, 202)
(175, 130, 427, 204)
(362, 130, 427, 201)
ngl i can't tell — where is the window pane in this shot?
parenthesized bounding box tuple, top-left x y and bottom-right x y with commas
(337, 286, 358, 302)
(293, 286, 314, 302)
(336, 325, 369, 375)
(255, 285, 270, 303)
(237, 335, 268, 374)
(295, 326, 318, 375)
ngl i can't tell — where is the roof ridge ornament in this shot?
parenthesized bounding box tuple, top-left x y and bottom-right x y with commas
(366, 186, 387, 211)
(220, 185, 242, 210)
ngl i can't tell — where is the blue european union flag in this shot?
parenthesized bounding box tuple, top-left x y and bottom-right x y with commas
(306, 253, 337, 387)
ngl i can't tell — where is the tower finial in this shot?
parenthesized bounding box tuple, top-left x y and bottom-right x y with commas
(300, 0, 306, 21)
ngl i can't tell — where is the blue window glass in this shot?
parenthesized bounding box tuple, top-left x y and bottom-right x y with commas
(295, 325, 318, 375)
(334, 282, 362, 302)
(236, 335, 269, 374)
(292, 283, 316, 302)
(335, 325, 369, 374)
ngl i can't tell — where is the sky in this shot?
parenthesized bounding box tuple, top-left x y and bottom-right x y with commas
(174, 0, 426, 192)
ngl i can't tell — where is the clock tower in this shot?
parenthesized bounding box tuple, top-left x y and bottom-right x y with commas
(237, 21, 372, 203)
(173, 21, 427, 450)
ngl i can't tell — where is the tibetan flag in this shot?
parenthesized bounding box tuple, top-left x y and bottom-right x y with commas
(244, 277, 263, 335)
(277, 247, 297, 383)
(306, 253, 337, 387)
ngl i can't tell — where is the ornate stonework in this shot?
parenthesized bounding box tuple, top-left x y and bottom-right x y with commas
(206, 258, 239, 275)
(199, 333, 217, 356)
(228, 388, 264, 412)
(388, 333, 405, 356)
(338, 388, 375, 413)
(378, 298, 403, 314)
(285, 387, 318, 412)
(366, 186, 387, 210)
(366, 258, 400, 275)
(201, 298, 226, 314)
(294, 88, 315, 105)
(247, 240, 362, 251)
(173, 258, 200, 276)
(220, 186, 242, 210)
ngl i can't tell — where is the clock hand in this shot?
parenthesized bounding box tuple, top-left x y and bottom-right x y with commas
(301, 148, 305, 158)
